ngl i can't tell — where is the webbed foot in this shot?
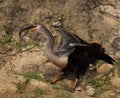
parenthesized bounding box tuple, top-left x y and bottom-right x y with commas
(46, 73, 65, 84)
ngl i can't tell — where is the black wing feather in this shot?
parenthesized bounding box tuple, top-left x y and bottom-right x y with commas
(71, 43, 115, 64)
(56, 28, 80, 51)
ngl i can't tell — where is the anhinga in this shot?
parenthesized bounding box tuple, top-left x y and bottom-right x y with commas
(19, 23, 115, 90)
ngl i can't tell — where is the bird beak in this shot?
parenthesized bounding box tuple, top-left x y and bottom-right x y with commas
(19, 24, 37, 41)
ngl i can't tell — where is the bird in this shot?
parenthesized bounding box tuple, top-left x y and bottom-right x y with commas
(19, 23, 115, 90)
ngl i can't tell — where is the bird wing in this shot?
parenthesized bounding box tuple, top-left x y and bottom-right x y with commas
(69, 43, 115, 64)
(55, 28, 115, 64)
(55, 28, 88, 52)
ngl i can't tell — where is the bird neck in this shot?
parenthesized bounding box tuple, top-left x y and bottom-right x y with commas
(40, 26, 68, 69)
(40, 26, 55, 55)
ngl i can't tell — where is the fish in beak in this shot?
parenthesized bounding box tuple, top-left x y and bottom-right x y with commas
(19, 24, 37, 41)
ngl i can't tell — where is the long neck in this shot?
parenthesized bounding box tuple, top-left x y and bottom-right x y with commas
(40, 26, 68, 69)
(40, 26, 55, 55)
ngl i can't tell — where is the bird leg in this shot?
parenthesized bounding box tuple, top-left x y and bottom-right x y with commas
(69, 78, 79, 88)
(73, 78, 79, 88)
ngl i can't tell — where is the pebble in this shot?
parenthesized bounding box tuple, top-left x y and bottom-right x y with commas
(86, 86, 95, 96)
(52, 21, 62, 27)
(75, 86, 82, 91)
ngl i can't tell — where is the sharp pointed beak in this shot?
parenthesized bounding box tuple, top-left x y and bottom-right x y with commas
(19, 24, 37, 41)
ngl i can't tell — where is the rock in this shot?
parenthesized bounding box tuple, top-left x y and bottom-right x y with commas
(73, 91, 88, 98)
(100, 5, 120, 19)
(29, 79, 49, 89)
(110, 75, 120, 88)
(86, 86, 95, 96)
(15, 75, 26, 83)
(44, 12, 53, 19)
(0, 68, 17, 93)
(109, 69, 120, 88)
(52, 21, 62, 27)
(6, 48, 47, 73)
(115, 51, 120, 59)
(97, 64, 113, 73)
(75, 86, 82, 91)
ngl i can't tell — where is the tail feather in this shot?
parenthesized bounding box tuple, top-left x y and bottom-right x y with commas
(90, 43, 115, 64)
(99, 53, 115, 64)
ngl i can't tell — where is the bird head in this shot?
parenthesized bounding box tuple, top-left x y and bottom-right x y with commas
(19, 23, 44, 41)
